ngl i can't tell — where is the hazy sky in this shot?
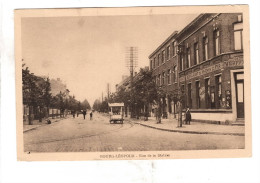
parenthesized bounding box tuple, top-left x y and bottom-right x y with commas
(21, 14, 198, 106)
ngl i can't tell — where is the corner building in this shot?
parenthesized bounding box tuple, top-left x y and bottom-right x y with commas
(176, 13, 244, 124)
(149, 13, 244, 124)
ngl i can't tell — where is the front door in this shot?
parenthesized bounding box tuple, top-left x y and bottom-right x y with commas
(235, 73, 244, 118)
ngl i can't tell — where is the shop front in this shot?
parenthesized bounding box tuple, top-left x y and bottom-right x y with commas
(179, 54, 244, 124)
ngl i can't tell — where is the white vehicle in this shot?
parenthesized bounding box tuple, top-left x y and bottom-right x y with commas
(108, 103, 124, 124)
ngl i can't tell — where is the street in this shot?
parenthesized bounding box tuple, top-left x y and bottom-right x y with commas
(24, 112, 245, 152)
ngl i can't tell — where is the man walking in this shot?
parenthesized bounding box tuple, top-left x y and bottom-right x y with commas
(71, 110, 75, 118)
(82, 110, 87, 120)
(185, 107, 191, 125)
(90, 111, 93, 120)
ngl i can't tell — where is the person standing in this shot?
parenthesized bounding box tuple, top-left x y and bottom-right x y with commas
(90, 111, 93, 120)
(82, 110, 87, 120)
(185, 107, 191, 125)
(71, 110, 75, 118)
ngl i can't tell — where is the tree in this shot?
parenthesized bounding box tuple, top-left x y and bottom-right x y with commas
(130, 68, 159, 120)
(93, 99, 101, 112)
(43, 77, 52, 115)
(22, 63, 46, 124)
(81, 99, 91, 110)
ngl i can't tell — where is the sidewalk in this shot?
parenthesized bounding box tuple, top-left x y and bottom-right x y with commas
(130, 117, 245, 136)
(23, 117, 68, 132)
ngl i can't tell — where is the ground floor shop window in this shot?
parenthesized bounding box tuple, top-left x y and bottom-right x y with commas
(187, 83, 192, 108)
(168, 97, 172, 113)
(195, 81, 200, 108)
(216, 75, 222, 108)
(205, 78, 211, 108)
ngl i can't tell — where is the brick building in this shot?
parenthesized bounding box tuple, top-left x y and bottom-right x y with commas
(149, 13, 244, 124)
(149, 31, 179, 118)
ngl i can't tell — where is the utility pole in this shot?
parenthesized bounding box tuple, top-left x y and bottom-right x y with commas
(177, 44, 184, 127)
(107, 83, 110, 100)
(125, 47, 138, 118)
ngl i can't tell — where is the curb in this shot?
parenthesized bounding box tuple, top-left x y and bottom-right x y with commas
(23, 118, 66, 133)
(135, 122, 245, 136)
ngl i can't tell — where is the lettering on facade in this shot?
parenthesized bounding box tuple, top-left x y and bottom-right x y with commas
(179, 60, 243, 82)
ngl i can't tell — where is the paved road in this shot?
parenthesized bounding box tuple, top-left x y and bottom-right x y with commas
(24, 112, 245, 152)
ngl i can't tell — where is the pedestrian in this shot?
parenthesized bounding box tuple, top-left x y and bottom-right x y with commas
(71, 110, 75, 118)
(185, 107, 191, 125)
(90, 111, 93, 120)
(82, 110, 87, 120)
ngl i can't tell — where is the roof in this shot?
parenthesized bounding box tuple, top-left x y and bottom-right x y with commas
(175, 13, 219, 43)
(175, 14, 205, 40)
(108, 103, 124, 107)
(149, 31, 178, 59)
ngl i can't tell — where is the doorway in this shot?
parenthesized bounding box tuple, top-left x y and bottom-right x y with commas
(235, 73, 244, 118)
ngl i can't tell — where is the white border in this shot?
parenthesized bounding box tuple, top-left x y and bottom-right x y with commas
(1, 1, 260, 183)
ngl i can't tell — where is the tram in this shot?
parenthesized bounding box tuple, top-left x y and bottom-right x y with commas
(108, 103, 124, 124)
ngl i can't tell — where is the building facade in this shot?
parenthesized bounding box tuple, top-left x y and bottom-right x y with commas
(149, 31, 179, 118)
(149, 13, 244, 124)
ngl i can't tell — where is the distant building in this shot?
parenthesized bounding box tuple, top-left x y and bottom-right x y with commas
(116, 75, 130, 93)
(50, 78, 67, 96)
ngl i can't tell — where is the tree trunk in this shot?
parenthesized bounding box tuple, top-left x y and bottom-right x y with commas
(28, 106, 32, 125)
(39, 107, 42, 122)
(178, 102, 183, 127)
(157, 100, 162, 123)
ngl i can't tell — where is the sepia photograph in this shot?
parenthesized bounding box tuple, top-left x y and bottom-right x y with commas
(15, 5, 251, 160)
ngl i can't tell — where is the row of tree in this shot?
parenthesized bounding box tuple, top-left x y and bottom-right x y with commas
(22, 62, 91, 124)
(93, 68, 184, 123)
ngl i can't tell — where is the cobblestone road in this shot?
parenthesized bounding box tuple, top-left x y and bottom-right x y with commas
(24, 113, 245, 152)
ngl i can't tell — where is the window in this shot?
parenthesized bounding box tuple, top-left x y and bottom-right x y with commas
(157, 54, 160, 66)
(153, 57, 156, 68)
(196, 81, 200, 108)
(162, 72, 165, 85)
(162, 50, 165, 63)
(214, 29, 220, 56)
(150, 60, 153, 70)
(172, 66, 177, 83)
(174, 66, 177, 83)
(203, 37, 209, 61)
(186, 47, 191, 68)
(153, 76, 156, 84)
(173, 42, 177, 56)
(167, 69, 171, 84)
(180, 54, 184, 71)
(234, 22, 243, 50)
(187, 83, 192, 108)
(158, 74, 161, 86)
(194, 42, 199, 65)
(205, 78, 211, 108)
(167, 46, 170, 60)
(216, 75, 222, 108)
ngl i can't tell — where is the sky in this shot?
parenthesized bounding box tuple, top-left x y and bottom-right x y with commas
(21, 14, 198, 106)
